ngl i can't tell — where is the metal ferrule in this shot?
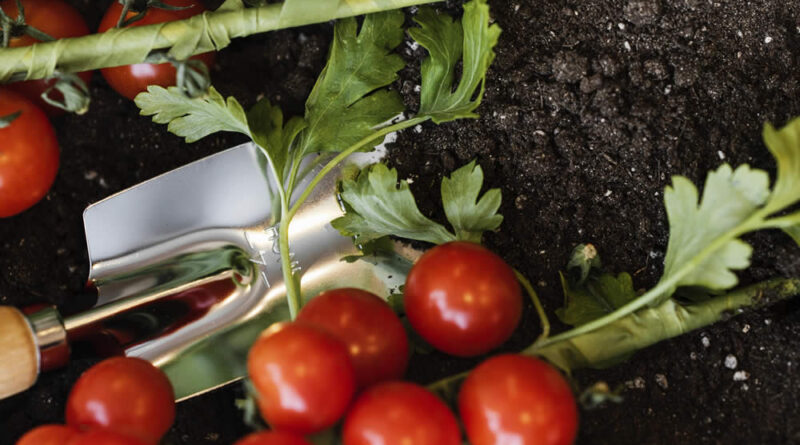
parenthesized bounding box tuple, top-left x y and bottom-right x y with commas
(26, 306, 69, 372)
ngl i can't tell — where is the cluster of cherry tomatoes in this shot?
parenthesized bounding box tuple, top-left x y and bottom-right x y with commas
(245, 241, 578, 445)
(0, 0, 214, 218)
(15, 242, 578, 445)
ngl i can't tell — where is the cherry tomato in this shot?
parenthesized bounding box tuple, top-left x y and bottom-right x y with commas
(296, 288, 409, 389)
(342, 381, 461, 445)
(403, 241, 522, 357)
(66, 430, 148, 445)
(98, 0, 216, 100)
(458, 355, 578, 445)
(0, 89, 59, 218)
(247, 322, 356, 434)
(233, 431, 311, 445)
(15, 425, 79, 445)
(65, 357, 175, 445)
(1, 0, 92, 115)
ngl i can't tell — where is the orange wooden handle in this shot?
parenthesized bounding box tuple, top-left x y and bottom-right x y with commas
(0, 306, 39, 398)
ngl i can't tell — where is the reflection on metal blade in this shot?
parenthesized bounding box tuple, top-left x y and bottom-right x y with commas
(79, 142, 420, 400)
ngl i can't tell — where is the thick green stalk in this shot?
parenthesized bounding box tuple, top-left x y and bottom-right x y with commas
(0, 0, 440, 83)
(529, 277, 800, 370)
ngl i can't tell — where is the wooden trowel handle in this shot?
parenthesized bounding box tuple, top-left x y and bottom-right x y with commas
(0, 306, 69, 399)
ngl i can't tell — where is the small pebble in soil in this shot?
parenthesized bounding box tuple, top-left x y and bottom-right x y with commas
(724, 354, 738, 369)
(690, 352, 698, 360)
(764, 319, 772, 325)
(701, 335, 711, 347)
(655, 373, 668, 389)
(742, 323, 751, 333)
(733, 370, 750, 381)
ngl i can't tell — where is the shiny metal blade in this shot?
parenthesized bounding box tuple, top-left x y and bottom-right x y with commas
(77, 142, 418, 400)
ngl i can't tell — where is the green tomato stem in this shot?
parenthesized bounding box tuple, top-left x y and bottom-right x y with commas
(513, 269, 550, 341)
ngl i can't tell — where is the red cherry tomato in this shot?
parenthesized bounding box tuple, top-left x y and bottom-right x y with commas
(247, 322, 356, 435)
(1, 0, 92, 115)
(233, 431, 311, 445)
(15, 425, 79, 445)
(342, 381, 461, 445)
(97, 0, 216, 100)
(458, 355, 578, 445)
(66, 430, 148, 445)
(403, 241, 522, 357)
(65, 357, 175, 445)
(296, 288, 409, 389)
(0, 89, 59, 218)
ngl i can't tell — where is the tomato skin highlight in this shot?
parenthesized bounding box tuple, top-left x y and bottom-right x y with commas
(296, 288, 409, 388)
(97, 0, 216, 100)
(233, 431, 312, 445)
(0, 89, 59, 218)
(342, 381, 461, 445)
(247, 322, 356, 435)
(458, 355, 578, 445)
(15, 425, 79, 445)
(65, 357, 175, 445)
(403, 241, 522, 357)
(1, 0, 92, 115)
(65, 430, 149, 445)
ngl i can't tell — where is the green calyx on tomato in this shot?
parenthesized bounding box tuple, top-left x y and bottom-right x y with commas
(0, 109, 20, 127)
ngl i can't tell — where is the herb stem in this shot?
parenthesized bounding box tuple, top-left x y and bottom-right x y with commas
(286, 116, 430, 222)
(257, 145, 302, 319)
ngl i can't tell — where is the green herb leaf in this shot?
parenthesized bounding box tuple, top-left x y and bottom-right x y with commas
(659, 164, 770, 298)
(247, 98, 306, 181)
(783, 222, 800, 245)
(332, 163, 456, 245)
(441, 160, 502, 243)
(409, 0, 500, 123)
(295, 11, 406, 158)
(763, 118, 800, 213)
(556, 271, 638, 327)
(136, 86, 249, 143)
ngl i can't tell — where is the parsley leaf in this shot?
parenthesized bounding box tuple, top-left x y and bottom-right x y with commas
(246, 98, 306, 181)
(295, 11, 406, 157)
(333, 161, 503, 247)
(555, 245, 638, 327)
(660, 164, 770, 295)
(409, 0, 500, 123)
(441, 160, 502, 242)
(763, 118, 800, 213)
(135, 86, 249, 143)
(332, 163, 456, 245)
(556, 271, 639, 327)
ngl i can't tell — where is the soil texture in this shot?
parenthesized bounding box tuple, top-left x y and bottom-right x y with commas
(2, 0, 800, 444)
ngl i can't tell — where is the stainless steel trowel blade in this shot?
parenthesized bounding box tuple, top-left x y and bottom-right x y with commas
(77, 142, 415, 400)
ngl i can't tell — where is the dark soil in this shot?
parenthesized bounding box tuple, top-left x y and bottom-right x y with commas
(2, 0, 800, 444)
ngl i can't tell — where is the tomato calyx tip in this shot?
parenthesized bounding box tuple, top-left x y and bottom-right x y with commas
(0, 109, 21, 128)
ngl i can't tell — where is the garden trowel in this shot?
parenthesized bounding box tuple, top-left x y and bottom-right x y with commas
(0, 142, 416, 401)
